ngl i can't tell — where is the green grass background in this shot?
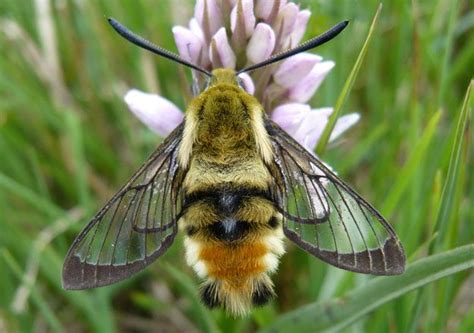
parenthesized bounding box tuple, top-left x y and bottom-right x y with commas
(0, 0, 472, 332)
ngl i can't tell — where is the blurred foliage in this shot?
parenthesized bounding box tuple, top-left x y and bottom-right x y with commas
(0, 0, 472, 332)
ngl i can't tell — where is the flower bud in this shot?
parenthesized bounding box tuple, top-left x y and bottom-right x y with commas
(288, 61, 334, 103)
(124, 89, 184, 136)
(209, 28, 236, 68)
(273, 53, 322, 88)
(172, 26, 203, 63)
(230, 0, 256, 38)
(330, 113, 360, 142)
(246, 23, 275, 64)
(289, 9, 310, 46)
(194, 0, 223, 39)
(271, 103, 310, 132)
(238, 72, 255, 94)
(255, 0, 287, 21)
(274, 2, 298, 43)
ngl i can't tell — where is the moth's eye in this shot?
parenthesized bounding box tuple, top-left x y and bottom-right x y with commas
(205, 77, 212, 89)
(191, 75, 212, 96)
(236, 76, 244, 88)
(191, 81, 201, 96)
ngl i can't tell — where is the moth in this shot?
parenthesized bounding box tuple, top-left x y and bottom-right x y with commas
(63, 18, 405, 316)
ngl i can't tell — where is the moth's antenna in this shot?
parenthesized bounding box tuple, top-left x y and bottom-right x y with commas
(237, 20, 349, 75)
(108, 18, 212, 77)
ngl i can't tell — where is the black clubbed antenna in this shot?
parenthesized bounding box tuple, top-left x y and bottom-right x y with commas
(108, 18, 212, 77)
(237, 20, 349, 75)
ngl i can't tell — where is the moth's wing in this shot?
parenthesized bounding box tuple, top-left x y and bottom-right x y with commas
(266, 120, 405, 275)
(63, 123, 186, 289)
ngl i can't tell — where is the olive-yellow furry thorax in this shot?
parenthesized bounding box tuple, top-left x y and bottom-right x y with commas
(192, 69, 259, 153)
(177, 68, 273, 168)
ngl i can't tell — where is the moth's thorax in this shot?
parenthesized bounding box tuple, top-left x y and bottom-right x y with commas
(196, 84, 254, 149)
(177, 75, 273, 169)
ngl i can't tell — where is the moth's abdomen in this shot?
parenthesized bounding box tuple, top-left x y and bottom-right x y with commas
(181, 187, 285, 316)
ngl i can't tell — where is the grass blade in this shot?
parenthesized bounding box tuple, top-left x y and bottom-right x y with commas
(407, 80, 473, 332)
(315, 4, 382, 155)
(259, 244, 474, 333)
(381, 110, 442, 215)
(0, 173, 64, 217)
(2, 249, 64, 333)
(431, 80, 472, 252)
(163, 264, 219, 333)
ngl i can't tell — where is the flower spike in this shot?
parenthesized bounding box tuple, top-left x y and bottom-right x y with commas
(122, 2, 359, 153)
(108, 18, 212, 77)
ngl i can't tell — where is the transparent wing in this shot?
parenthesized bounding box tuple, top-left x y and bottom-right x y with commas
(266, 120, 405, 275)
(63, 124, 186, 289)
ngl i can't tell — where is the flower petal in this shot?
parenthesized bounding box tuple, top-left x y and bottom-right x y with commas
(288, 61, 335, 103)
(273, 53, 322, 88)
(188, 18, 205, 42)
(172, 26, 203, 63)
(329, 113, 360, 142)
(230, 0, 256, 38)
(194, 0, 223, 39)
(188, 18, 210, 66)
(271, 103, 311, 132)
(289, 9, 311, 46)
(254, 0, 272, 20)
(210, 28, 236, 68)
(238, 72, 255, 94)
(246, 23, 276, 64)
(255, 0, 286, 22)
(274, 2, 299, 43)
(124, 89, 184, 136)
(293, 107, 333, 150)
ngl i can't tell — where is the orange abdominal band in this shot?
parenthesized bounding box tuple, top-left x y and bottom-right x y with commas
(199, 242, 268, 284)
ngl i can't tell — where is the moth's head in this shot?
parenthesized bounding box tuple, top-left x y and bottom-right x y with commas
(208, 68, 240, 88)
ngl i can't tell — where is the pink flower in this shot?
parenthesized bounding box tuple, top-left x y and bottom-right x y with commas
(124, 0, 359, 152)
(287, 61, 335, 103)
(273, 53, 322, 88)
(272, 103, 360, 151)
(231, 0, 256, 38)
(124, 89, 183, 135)
(172, 26, 203, 63)
(246, 23, 275, 64)
(194, 0, 223, 41)
(210, 28, 236, 68)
